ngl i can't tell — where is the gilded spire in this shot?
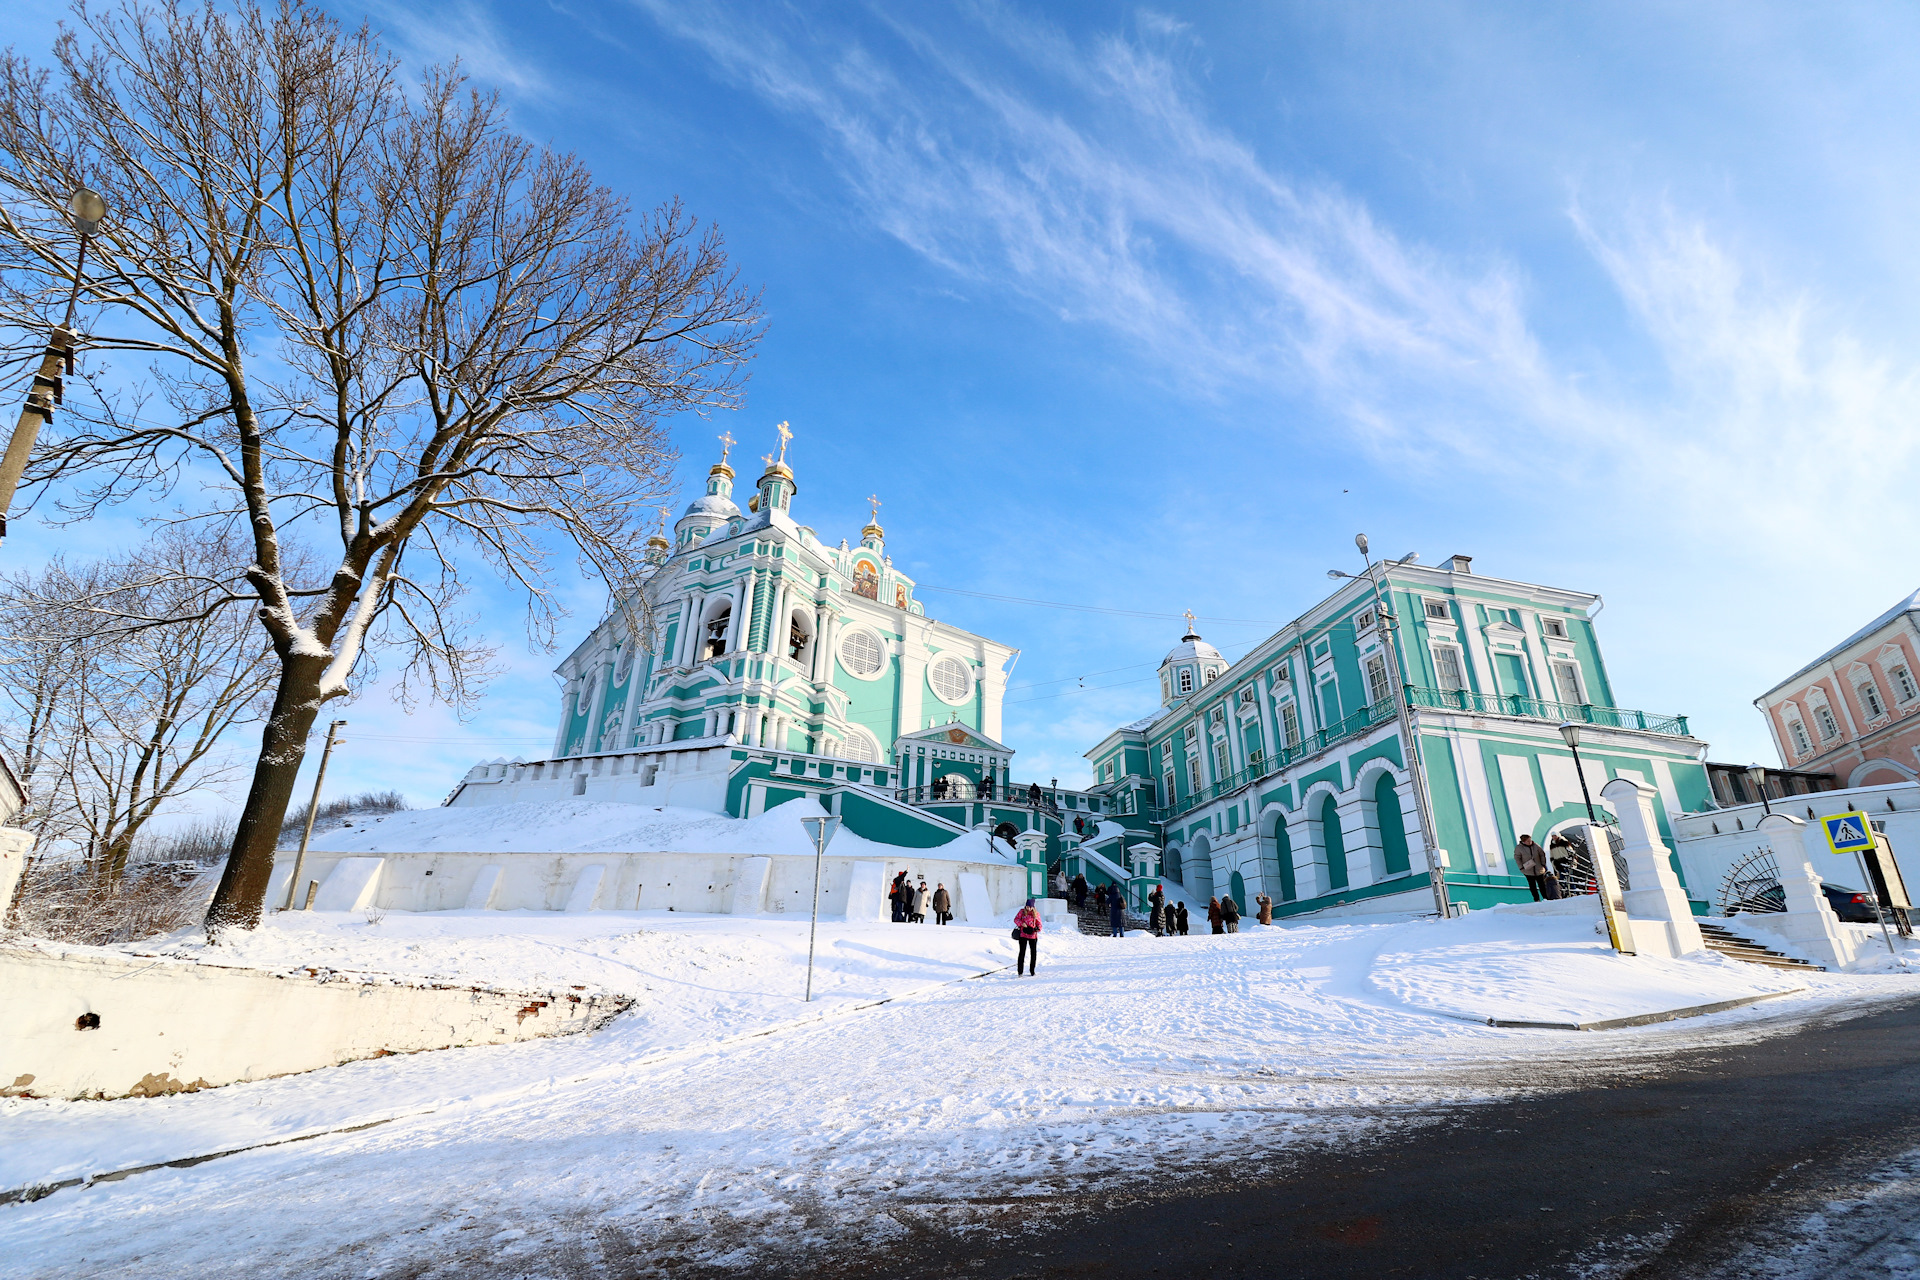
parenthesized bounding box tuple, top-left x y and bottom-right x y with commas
(1182, 609, 1199, 640)
(761, 420, 794, 479)
(711, 429, 735, 479)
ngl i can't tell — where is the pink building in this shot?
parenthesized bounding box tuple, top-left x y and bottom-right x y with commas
(1757, 590, 1920, 787)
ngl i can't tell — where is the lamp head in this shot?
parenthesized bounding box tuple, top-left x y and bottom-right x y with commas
(1557, 720, 1581, 749)
(1326, 569, 1345, 580)
(1746, 764, 1768, 787)
(66, 186, 106, 235)
(1354, 533, 1370, 556)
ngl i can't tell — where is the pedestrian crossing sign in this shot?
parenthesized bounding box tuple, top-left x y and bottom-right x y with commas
(1822, 810, 1874, 855)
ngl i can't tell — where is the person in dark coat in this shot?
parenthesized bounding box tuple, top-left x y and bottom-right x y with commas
(1108, 885, 1127, 937)
(889, 870, 909, 922)
(932, 882, 952, 925)
(1221, 895, 1241, 934)
(1148, 885, 1166, 936)
(1175, 902, 1190, 935)
(1072, 873, 1088, 908)
(1028, 782, 1044, 808)
(1207, 897, 1224, 934)
(1515, 835, 1558, 901)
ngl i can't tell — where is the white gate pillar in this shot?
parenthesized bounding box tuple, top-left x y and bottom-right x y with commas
(1599, 777, 1704, 957)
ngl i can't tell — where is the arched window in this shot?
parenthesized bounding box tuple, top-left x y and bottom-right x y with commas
(1178, 668, 1194, 694)
(1321, 794, 1349, 891)
(1375, 773, 1411, 875)
(843, 725, 881, 762)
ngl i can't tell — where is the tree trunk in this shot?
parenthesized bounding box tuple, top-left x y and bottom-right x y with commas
(203, 655, 329, 936)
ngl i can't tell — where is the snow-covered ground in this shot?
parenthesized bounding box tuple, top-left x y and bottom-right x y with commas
(3, 905, 1916, 1278)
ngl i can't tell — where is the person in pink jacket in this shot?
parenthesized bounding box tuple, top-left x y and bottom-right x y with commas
(1013, 898, 1043, 976)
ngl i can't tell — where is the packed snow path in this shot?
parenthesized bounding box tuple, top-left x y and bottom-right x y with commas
(3, 908, 1915, 1278)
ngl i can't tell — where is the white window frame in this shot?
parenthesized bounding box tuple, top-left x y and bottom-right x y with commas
(1550, 659, 1585, 706)
(1787, 716, 1812, 756)
(1364, 654, 1391, 707)
(1542, 616, 1569, 639)
(926, 654, 975, 706)
(1178, 667, 1194, 695)
(1356, 609, 1376, 631)
(1280, 701, 1301, 748)
(1424, 599, 1452, 621)
(1433, 644, 1467, 692)
(1859, 679, 1887, 720)
(837, 626, 890, 681)
(1814, 701, 1840, 741)
(1894, 663, 1920, 704)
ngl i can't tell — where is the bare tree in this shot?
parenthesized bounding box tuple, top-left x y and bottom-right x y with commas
(0, 1, 762, 933)
(0, 527, 277, 878)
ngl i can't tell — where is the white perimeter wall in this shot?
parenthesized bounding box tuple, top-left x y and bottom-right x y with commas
(1673, 781, 1920, 911)
(0, 946, 631, 1101)
(268, 850, 1030, 922)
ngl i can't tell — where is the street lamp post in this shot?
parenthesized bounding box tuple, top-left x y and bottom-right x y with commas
(0, 187, 107, 546)
(798, 812, 843, 1002)
(1559, 719, 1632, 954)
(1330, 535, 1451, 918)
(1746, 764, 1773, 816)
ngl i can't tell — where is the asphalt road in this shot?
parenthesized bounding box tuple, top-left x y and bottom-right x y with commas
(862, 993, 1920, 1280)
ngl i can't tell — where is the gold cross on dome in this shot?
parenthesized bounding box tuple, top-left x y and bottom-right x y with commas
(717, 430, 734, 465)
(868, 493, 882, 521)
(775, 420, 792, 465)
(1183, 609, 1197, 633)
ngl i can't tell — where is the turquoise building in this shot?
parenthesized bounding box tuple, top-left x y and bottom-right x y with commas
(1076, 554, 1713, 917)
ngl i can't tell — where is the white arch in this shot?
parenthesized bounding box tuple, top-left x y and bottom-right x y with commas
(1850, 757, 1917, 787)
(1187, 832, 1216, 901)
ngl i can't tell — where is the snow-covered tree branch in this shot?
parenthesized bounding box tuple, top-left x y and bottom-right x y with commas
(0, 0, 763, 932)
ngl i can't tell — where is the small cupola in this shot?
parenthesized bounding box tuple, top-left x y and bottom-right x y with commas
(861, 493, 884, 551)
(756, 420, 796, 516)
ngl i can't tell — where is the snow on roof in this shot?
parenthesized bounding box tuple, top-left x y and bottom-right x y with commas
(301, 796, 1015, 865)
(1762, 587, 1920, 698)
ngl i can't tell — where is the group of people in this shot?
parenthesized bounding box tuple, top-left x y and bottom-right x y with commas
(1514, 832, 1587, 901)
(888, 870, 953, 925)
(1062, 871, 1132, 935)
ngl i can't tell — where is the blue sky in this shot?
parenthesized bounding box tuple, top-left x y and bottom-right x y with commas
(7, 1, 1920, 815)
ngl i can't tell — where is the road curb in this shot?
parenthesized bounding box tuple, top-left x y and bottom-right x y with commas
(1488, 987, 1806, 1031)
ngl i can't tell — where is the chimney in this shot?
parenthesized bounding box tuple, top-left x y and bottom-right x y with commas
(1447, 554, 1473, 574)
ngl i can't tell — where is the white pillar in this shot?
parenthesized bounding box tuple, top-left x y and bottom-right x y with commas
(1600, 777, 1704, 958)
(1254, 673, 1277, 769)
(812, 604, 831, 682)
(735, 571, 757, 653)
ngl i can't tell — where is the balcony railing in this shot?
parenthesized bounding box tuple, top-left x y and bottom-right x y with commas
(1406, 686, 1689, 737)
(1148, 684, 1690, 824)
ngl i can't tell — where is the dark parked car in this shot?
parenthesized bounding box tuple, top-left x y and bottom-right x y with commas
(1741, 882, 1881, 923)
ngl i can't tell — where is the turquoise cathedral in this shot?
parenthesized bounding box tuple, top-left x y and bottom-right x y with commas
(457, 428, 1713, 919)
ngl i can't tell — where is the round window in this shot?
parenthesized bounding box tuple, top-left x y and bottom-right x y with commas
(928, 655, 973, 705)
(839, 629, 885, 678)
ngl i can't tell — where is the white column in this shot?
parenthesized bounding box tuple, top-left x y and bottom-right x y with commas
(1254, 674, 1277, 768)
(812, 604, 831, 682)
(1601, 777, 1705, 958)
(734, 571, 757, 653)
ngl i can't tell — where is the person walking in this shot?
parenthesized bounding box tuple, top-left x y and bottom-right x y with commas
(1207, 897, 1224, 935)
(1255, 892, 1274, 926)
(1221, 894, 1241, 933)
(1072, 872, 1088, 909)
(1176, 902, 1190, 936)
(1548, 832, 1582, 894)
(1094, 883, 1108, 915)
(932, 882, 952, 926)
(1148, 885, 1166, 936)
(1013, 898, 1042, 976)
(1514, 834, 1558, 901)
(911, 877, 930, 923)
(889, 871, 909, 922)
(1108, 884, 1127, 937)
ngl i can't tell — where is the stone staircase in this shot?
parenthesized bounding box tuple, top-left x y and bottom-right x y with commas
(1066, 895, 1152, 937)
(1698, 920, 1825, 973)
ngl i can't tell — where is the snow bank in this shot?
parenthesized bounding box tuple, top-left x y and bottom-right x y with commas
(299, 795, 1016, 864)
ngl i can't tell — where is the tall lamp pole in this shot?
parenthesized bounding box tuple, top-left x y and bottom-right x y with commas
(798, 812, 843, 1002)
(281, 720, 347, 911)
(0, 187, 107, 546)
(1558, 719, 1631, 953)
(1330, 535, 1451, 918)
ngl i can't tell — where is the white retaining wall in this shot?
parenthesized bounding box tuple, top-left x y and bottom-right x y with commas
(267, 849, 1030, 922)
(0, 945, 631, 1101)
(1674, 781, 1920, 910)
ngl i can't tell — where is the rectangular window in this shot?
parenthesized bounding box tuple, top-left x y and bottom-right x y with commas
(1434, 645, 1466, 692)
(1789, 718, 1812, 755)
(1425, 599, 1452, 621)
(1861, 681, 1886, 719)
(1551, 661, 1584, 705)
(1816, 704, 1840, 740)
(1187, 756, 1202, 794)
(1178, 668, 1194, 694)
(1281, 702, 1301, 747)
(1214, 742, 1231, 782)
(1356, 610, 1376, 631)
(1239, 687, 1256, 705)
(1895, 665, 1919, 703)
(1365, 655, 1392, 707)
(1543, 617, 1568, 638)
